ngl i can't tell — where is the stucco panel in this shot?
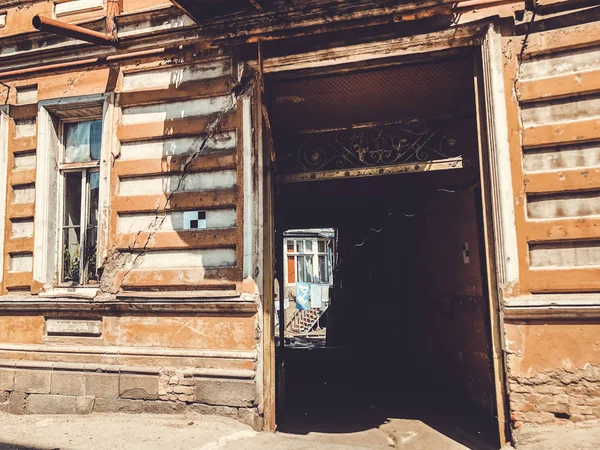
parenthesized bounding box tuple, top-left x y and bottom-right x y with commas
(37, 68, 114, 101)
(505, 323, 600, 377)
(0, 316, 45, 344)
(102, 315, 257, 350)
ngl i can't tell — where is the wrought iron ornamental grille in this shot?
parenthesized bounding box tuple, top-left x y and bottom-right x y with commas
(277, 118, 473, 174)
(270, 56, 478, 176)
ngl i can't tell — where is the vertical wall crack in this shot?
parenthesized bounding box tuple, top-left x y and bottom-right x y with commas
(102, 70, 256, 294)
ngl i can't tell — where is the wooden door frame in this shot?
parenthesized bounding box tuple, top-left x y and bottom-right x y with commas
(261, 20, 514, 446)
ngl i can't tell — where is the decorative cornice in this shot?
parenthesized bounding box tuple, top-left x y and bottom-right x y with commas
(0, 1, 507, 77)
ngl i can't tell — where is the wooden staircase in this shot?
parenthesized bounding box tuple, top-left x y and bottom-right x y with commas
(288, 306, 327, 333)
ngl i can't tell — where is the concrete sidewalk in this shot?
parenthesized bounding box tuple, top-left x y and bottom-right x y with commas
(0, 412, 483, 450)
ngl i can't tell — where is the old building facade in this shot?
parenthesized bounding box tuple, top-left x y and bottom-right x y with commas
(0, 0, 598, 447)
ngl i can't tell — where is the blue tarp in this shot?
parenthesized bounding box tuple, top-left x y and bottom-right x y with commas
(296, 283, 310, 310)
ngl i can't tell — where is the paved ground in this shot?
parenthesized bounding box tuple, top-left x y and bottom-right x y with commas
(514, 422, 600, 450)
(0, 412, 490, 450)
(4, 412, 599, 449)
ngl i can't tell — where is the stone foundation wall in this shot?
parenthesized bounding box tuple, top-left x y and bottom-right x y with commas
(0, 367, 261, 429)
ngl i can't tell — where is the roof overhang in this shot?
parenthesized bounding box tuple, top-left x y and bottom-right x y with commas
(169, 0, 264, 23)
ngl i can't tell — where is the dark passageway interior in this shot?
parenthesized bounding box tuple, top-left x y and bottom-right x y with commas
(275, 171, 499, 448)
(269, 53, 500, 449)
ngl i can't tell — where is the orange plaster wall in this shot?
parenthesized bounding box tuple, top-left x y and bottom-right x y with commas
(102, 315, 257, 350)
(0, 316, 45, 344)
(505, 322, 600, 377)
(0, 2, 52, 37)
(0, 0, 172, 38)
(37, 67, 115, 101)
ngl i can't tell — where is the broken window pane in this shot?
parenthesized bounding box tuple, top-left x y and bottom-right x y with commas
(296, 241, 304, 253)
(64, 120, 102, 163)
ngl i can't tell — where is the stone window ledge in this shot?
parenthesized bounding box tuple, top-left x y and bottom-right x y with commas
(0, 292, 258, 314)
(39, 287, 99, 299)
(504, 293, 600, 308)
(504, 293, 600, 320)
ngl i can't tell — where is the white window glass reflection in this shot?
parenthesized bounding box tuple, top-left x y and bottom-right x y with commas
(64, 120, 102, 163)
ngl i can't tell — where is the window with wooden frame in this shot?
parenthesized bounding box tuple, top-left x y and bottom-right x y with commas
(35, 95, 113, 294)
(285, 237, 332, 285)
(59, 119, 102, 285)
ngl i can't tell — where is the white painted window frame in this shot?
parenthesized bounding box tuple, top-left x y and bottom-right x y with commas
(242, 94, 254, 280)
(0, 107, 9, 287)
(34, 94, 116, 295)
(480, 23, 520, 290)
(57, 119, 102, 286)
(54, 0, 104, 18)
(283, 237, 331, 287)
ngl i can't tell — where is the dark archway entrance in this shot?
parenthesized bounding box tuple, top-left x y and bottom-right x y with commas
(268, 51, 501, 448)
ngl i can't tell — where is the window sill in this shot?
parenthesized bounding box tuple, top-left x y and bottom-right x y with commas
(504, 293, 600, 320)
(39, 286, 99, 300)
(504, 293, 600, 308)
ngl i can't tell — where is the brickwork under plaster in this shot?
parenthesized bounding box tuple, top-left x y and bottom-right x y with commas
(506, 322, 600, 441)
